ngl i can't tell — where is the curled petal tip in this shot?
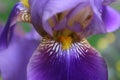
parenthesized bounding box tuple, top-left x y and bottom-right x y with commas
(102, 6, 120, 32)
(0, 2, 31, 50)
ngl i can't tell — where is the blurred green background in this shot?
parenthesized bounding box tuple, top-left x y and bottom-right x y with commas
(0, 0, 120, 80)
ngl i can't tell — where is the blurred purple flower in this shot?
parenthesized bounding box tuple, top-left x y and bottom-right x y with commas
(0, 25, 40, 80)
(0, 0, 120, 80)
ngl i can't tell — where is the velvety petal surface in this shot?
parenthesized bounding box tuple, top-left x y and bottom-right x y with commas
(102, 6, 120, 32)
(0, 27, 39, 80)
(27, 39, 108, 80)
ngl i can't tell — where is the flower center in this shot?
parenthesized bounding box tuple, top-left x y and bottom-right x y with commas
(58, 36, 72, 50)
(51, 29, 80, 50)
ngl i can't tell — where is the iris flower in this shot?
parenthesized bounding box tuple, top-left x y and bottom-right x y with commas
(0, 0, 120, 80)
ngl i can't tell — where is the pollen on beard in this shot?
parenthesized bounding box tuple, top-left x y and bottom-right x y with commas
(58, 36, 72, 50)
(21, 0, 29, 8)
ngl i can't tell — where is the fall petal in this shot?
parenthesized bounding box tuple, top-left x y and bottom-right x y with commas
(27, 39, 108, 80)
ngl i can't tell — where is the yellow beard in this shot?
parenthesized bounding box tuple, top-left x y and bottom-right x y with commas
(20, 0, 29, 8)
(59, 36, 72, 50)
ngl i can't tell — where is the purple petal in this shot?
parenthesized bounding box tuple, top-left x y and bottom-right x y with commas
(41, 0, 87, 21)
(103, 0, 116, 4)
(53, 18, 67, 31)
(29, 0, 87, 36)
(90, 0, 103, 17)
(0, 28, 39, 80)
(29, 0, 52, 36)
(78, 13, 106, 38)
(0, 25, 15, 49)
(26, 27, 42, 41)
(67, 22, 83, 32)
(42, 21, 53, 36)
(0, 2, 29, 49)
(74, 1, 120, 37)
(67, 3, 92, 32)
(102, 6, 120, 32)
(27, 39, 108, 80)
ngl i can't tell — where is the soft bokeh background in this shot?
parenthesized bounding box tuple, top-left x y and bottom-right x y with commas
(0, 0, 120, 80)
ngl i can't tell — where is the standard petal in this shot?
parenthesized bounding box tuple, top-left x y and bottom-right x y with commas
(29, 0, 87, 36)
(42, 0, 87, 21)
(29, 0, 53, 36)
(27, 39, 108, 80)
(102, 6, 120, 32)
(67, 3, 93, 32)
(67, 22, 82, 32)
(53, 18, 67, 31)
(77, 13, 106, 38)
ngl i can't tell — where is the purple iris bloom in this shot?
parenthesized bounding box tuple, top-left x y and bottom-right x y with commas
(0, 0, 120, 80)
